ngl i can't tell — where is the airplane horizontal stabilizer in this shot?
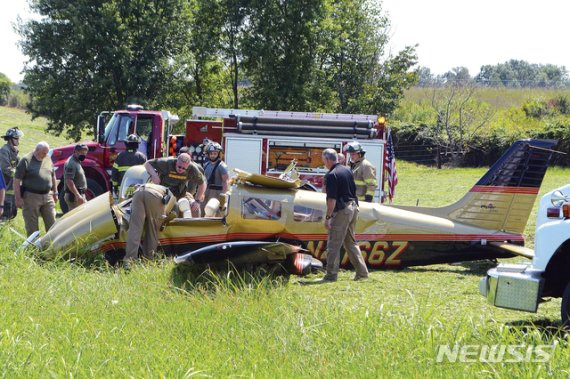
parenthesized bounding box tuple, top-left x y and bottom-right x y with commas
(488, 242, 534, 259)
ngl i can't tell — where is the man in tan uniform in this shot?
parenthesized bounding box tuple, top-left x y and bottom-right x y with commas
(14, 142, 58, 236)
(123, 183, 176, 266)
(63, 144, 88, 211)
(144, 153, 206, 217)
(0, 127, 24, 220)
(344, 141, 377, 202)
(321, 148, 368, 282)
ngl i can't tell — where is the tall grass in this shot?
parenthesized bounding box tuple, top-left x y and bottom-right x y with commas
(0, 104, 568, 377)
(0, 162, 568, 376)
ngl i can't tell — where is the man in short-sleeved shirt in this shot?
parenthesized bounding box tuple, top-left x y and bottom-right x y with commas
(14, 142, 58, 236)
(144, 153, 206, 217)
(64, 144, 88, 211)
(320, 148, 368, 282)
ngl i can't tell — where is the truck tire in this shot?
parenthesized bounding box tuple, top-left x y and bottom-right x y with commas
(59, 178, 105, 214)
(561, 282, 570, 325)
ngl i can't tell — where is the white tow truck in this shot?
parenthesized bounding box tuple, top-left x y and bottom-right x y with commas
(480, 184, 570, 323)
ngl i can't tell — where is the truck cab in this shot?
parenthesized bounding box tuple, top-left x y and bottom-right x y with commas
(480, 184, 570, 323)
(50, 105, 178, 212)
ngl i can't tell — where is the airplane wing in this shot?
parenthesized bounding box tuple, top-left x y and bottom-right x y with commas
(174, 241, 323, 276)
(488, 242, 534, 259)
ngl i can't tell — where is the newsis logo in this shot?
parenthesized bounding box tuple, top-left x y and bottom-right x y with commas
(435, 343, 557, 363)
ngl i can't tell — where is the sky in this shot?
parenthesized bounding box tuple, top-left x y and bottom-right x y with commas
(1, 0, 569, 83)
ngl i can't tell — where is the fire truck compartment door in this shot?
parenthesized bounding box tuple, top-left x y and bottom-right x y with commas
(225, 136, 262, 176)
(358, 141, 384, 202)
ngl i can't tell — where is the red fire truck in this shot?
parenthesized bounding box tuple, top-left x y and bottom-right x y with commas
(184, 107, 388, 201)
(51, 105, 389, 212)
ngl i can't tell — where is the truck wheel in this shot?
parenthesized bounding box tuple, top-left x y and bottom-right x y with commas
(561, 282, 570, 325)
(59, 178, 105, 214)
(85, 178, 105, 201)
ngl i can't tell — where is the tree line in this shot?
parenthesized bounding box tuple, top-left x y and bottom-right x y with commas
(417, 60, 569, 88)
(17, 0, 417, 139)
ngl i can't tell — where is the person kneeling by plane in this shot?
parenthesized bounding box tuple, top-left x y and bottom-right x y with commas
(321, 148, 368, 282)
(144, 153, 206, 218)
(123, 183, 177, 268)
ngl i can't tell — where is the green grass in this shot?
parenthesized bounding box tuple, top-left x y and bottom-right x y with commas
(1, 106, 569, 377)
(0, 106, 72, 153)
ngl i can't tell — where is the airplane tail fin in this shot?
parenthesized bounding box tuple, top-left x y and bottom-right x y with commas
(438, 139, 558, 234)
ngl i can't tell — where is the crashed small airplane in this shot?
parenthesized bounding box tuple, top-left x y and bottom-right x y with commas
(26, 139, 557, 276)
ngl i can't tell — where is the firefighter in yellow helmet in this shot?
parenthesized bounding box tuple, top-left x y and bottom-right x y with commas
(344, 141, 377, 202)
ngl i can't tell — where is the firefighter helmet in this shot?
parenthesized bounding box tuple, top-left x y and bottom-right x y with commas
(3, 127, 24, 140)
(125, 134, 141, 144)
(344, 141, 365, 154)
(205, 142, 223, 153)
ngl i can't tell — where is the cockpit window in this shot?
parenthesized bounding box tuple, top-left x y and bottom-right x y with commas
(294, 205, 324, 222)
(241, 197, 282, 220)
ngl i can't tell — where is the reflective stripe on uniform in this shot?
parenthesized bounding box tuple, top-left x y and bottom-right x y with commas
(354, 180, 366, 185)
(168, 173, 187, 180)
(366, 190, 375, 196)
(365, 178, 377, 185)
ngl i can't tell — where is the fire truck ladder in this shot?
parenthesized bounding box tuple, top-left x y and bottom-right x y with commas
(192, 106, 378, 123)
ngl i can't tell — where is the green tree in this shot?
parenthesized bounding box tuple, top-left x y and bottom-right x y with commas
(241, 0, 417, 115)
(322, 0, 417, 115)
(19, 0, 191, 139)
(0, 73, 11, 106)
(241, 0, 329, 111)
(475, 60, 568, 88)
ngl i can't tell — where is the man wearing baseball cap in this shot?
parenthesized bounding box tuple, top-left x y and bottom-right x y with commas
(63, 144, 88, 211)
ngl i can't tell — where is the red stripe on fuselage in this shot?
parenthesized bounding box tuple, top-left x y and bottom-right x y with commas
(470, 185, 539, 195)
(100, 232, 523, 252)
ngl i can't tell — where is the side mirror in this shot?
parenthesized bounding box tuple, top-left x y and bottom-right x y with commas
(96, 114, 106, 144)
(551, 190, 570, 208)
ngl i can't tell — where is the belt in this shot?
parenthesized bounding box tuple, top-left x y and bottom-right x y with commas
(65, 188, 86, 195)
(26, 188, 51, 195)
(208, 184, 223, 191)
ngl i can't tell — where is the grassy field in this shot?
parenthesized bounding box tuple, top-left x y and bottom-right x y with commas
(0, 106, 569, 377)
(0, 106, 73, 153)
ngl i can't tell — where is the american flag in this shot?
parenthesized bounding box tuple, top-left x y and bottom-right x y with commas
(384, 128, 398, 203)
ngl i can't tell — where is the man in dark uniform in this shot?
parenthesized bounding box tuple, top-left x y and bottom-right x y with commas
(321, 148, 369, 282)
(14, 142, 58, 236)
(123, 183, 177, 267)
(144, 153, 206, 217)
(64, 144, 88, 211)
(0, 127, 24, 220)
(111, 134, 147, 197)
(202, 142, 229, 214)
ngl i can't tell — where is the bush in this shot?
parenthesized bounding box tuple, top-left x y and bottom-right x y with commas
(522, 100, 550, 118)
(7, 90, 28, 109)
(531, 120, 570, 166)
